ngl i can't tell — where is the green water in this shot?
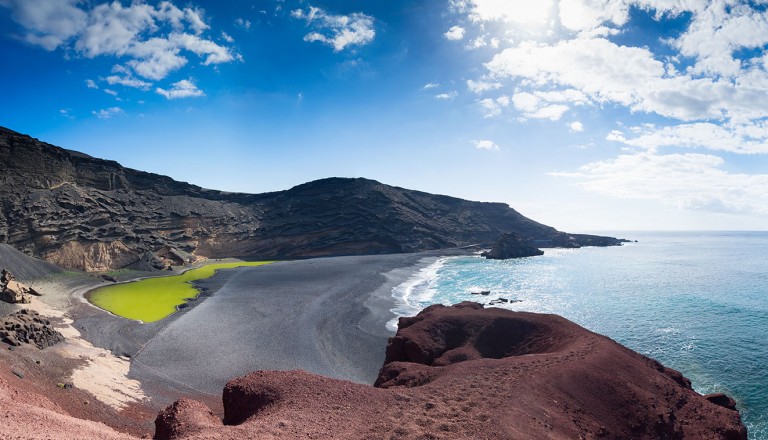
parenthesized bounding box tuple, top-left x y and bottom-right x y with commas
(89, 261, 272, 322)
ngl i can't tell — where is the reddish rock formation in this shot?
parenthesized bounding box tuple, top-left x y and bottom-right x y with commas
(155, 398, 221, 440)
(155, 302, 747, 439)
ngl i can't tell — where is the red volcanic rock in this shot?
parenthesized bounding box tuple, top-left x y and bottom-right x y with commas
(155, 398, 221, 440)
(156, 302, 746, 439)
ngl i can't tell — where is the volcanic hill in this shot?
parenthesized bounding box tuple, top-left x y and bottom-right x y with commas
(0, 126, 622, 271)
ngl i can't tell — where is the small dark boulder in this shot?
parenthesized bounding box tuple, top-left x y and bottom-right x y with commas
(481, 233, 544, 260)
(705, 393, 739, 411)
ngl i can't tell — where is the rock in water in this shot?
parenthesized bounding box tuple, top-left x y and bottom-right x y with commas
(481, 232, 544, 259)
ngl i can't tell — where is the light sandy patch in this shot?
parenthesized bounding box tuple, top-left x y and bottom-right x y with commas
(24, 297, 147, 410)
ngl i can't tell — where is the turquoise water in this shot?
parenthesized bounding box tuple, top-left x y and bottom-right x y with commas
(390, 231, 768, 438)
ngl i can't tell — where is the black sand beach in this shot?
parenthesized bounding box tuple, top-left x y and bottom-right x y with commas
(126, 252, 467, 397)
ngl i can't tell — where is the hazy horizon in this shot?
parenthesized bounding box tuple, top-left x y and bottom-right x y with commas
(2, 0, 767, 232)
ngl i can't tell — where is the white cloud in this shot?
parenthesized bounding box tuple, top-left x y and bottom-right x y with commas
(607, 122, 768, 155)
(104, 74, 152, 90)
(456, 0, 555, 26)
(234, 18, 251, 30)
(472, 139, 500, 150)
(85, 79, 98, 89)
(92, 106, 124, 119)
(466, 79, 501, 93)
(484, 36, 768, 122)
(221, 31, 234, 43)
(292, 6, 375, 52)
(478, 95, 510, 118)
(671, 1, 768, 77)
(552, 151, 768, 215)
(0, 0, 237, 82)
(512, 92, 569, 120)
(423, 82, 440, 89)
(0, 0, 86, 50)
(444, 25, 465, 41)
(435, 91, 459, 100)
(569, 121, 584, 132)
(104, 88, 118, 96)
(558, 0, 629, 32)
(156, 79, 205, 99)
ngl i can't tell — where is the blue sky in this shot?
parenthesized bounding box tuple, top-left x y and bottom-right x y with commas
(1, 0, 767, 231)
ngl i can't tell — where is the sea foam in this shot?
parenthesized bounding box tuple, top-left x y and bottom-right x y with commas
(386, 257, 451, 331)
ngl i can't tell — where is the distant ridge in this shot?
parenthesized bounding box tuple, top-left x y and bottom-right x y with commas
(0, 127, 624, 271)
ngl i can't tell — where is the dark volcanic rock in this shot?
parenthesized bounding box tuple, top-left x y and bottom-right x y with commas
(481, 232, 544, 259)
(0, 127, 626, 270)
(153, 303, 746, 439)
(0, 309, 64, 349)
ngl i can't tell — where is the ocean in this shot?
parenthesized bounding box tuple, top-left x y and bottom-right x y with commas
(389, 231, 768, 439)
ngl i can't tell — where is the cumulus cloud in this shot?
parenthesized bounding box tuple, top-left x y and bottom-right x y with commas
(466, 79, 501, 93)
(444, 25, 465, 41)
(472, 139, 500, 150)
(671, 1, 768, 77)
(156, 79, 205, 99)
(607, 122, 768, 155)
(85, 79, 98, 89)
(423, 82, 439, 89)
(552, 152, 768, 215)
(0, 0, 86, 50)
(569, 121, 584, 132)
(92, 106, 124, 119)
(292, 6, 375, 52)
(0, 0, 237, 82)
(478, 95, 510, 118)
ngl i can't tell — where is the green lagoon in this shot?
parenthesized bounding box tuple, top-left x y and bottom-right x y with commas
(89, 261, 272, 323)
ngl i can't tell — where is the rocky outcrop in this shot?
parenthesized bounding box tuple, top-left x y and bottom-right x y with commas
(0, 309, 64, 348)
(153, 303, 746, 439)
(1, 269, 40, 304)
(481, 232, 544, 260)
(155, 399, 221, 440)
(0, 127, 625, 271)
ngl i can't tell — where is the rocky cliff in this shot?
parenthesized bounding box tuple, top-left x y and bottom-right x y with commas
(0, 127, 624, 271)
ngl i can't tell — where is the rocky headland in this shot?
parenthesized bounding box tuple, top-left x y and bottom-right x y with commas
(150, 302, 745, 439)
(0, 126, 624, 271)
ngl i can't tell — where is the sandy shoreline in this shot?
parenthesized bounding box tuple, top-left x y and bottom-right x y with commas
(3, 250, 470, 416)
